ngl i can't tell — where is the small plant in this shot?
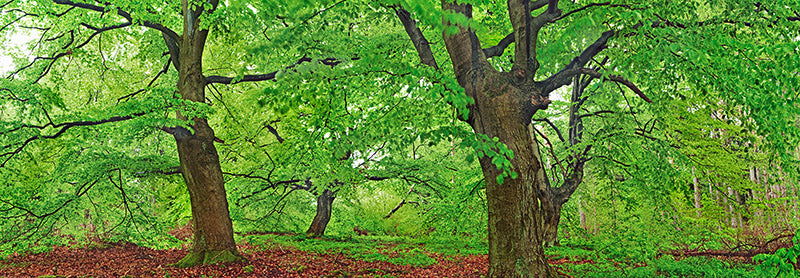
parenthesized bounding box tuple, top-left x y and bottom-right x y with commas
(754, 230, 800, 278)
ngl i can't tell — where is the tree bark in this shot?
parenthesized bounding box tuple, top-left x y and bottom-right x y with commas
(578, 200, 587, 231)
(441, 3, 555, 276)
(170, 0, 244, 267)
(693, 166, 702, 217)
(306, 189, 335, 237)
(542, 202, 563, 247)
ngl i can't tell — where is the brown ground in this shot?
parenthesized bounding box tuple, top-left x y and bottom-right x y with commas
(0, 242, 490, 277)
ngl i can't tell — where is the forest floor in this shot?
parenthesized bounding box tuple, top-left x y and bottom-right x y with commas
(0, 232, 790, 278)
(0, 237, 491, 277)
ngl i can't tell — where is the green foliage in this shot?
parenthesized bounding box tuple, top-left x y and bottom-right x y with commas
(470, 134, 516, 184)
(754, 230, 800, 278)
(1, 0, 798, 276)
(246, 234, 441, 267)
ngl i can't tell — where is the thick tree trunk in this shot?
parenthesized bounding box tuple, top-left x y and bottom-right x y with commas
(169, 0, 243, 267)
(439, 1, 557, 275)
(446, 54, 555, 277)
(479, 114, 553, 277)
(306, 189, 335, 237)
(172, 121, 243, 266)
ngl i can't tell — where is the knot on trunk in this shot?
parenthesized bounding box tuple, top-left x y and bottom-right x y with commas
(531, 94, 551, 110)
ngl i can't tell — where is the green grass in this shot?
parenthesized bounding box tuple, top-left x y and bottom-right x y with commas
(242, 233, 783, 277)
(243, 233, 468, 267)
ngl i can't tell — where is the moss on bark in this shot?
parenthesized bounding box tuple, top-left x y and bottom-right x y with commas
(172, 250, 246, 267)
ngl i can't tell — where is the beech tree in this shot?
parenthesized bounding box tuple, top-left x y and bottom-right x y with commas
(2, 0, 797, 275)
(0, 0, 377, 266)
(392, 0, 798, 276)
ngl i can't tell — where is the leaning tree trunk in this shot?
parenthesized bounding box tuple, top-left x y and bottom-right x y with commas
(306, 189, 335, 237)
(168, 0, 244, 267)
(540, 73, 591, 247)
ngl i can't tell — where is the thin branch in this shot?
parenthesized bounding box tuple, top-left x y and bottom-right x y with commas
(554, 2, 643, 21)
(579, 110, 614, 119)
(383, 199, 406, 219)
(531, 125, 567, 179)
(301, 0, 346, 26)
(1, 111, 149, 166)
(117, 57, 171, 103)
(51, 0, 179, 42)
(532, 117, 565, 142)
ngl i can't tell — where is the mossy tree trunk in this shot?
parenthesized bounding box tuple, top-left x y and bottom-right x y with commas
(441, 2, 556, 275)
(434, 0, 623, 276)
(165, 0, 244, 267)
(400, 0, 642, 275)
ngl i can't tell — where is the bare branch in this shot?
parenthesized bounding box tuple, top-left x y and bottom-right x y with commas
(383, 199, 406, 219)
(265, 124, 284, 143)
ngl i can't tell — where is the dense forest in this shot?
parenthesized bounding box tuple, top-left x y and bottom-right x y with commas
(0, 0, 798, 277)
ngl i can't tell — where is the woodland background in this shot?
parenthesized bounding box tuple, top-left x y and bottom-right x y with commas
(0, 0, 799, 277)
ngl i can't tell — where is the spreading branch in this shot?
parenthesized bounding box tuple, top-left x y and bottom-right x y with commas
(51, 0, 179, 42)
(540, 30, 614, 94)
(1, 111, 148, 166)
(205, 57, 355, 84)
(394, 7, 438, 68)
(482, 33, 514, 58)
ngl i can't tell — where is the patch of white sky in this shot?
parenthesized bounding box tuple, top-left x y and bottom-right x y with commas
(1, 30, 39, 75)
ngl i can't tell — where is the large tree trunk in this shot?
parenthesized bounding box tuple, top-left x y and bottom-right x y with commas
(442, 15, 554, 276)
(402, 0, 608, 274)
(476, 99, 553, 277)
(306, 189, 335, 237)
(169, 0, 244, 267)
(438, 0, 572, 275)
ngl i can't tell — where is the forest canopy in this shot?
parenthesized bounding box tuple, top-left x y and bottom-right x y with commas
(0, 0, 798, 277)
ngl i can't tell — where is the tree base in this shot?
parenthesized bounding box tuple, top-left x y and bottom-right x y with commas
(172, 249, 247, 267)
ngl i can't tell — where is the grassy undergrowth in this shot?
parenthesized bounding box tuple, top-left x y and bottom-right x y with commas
(241, 233, 796, 277)
(243, 233, 471, 267)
